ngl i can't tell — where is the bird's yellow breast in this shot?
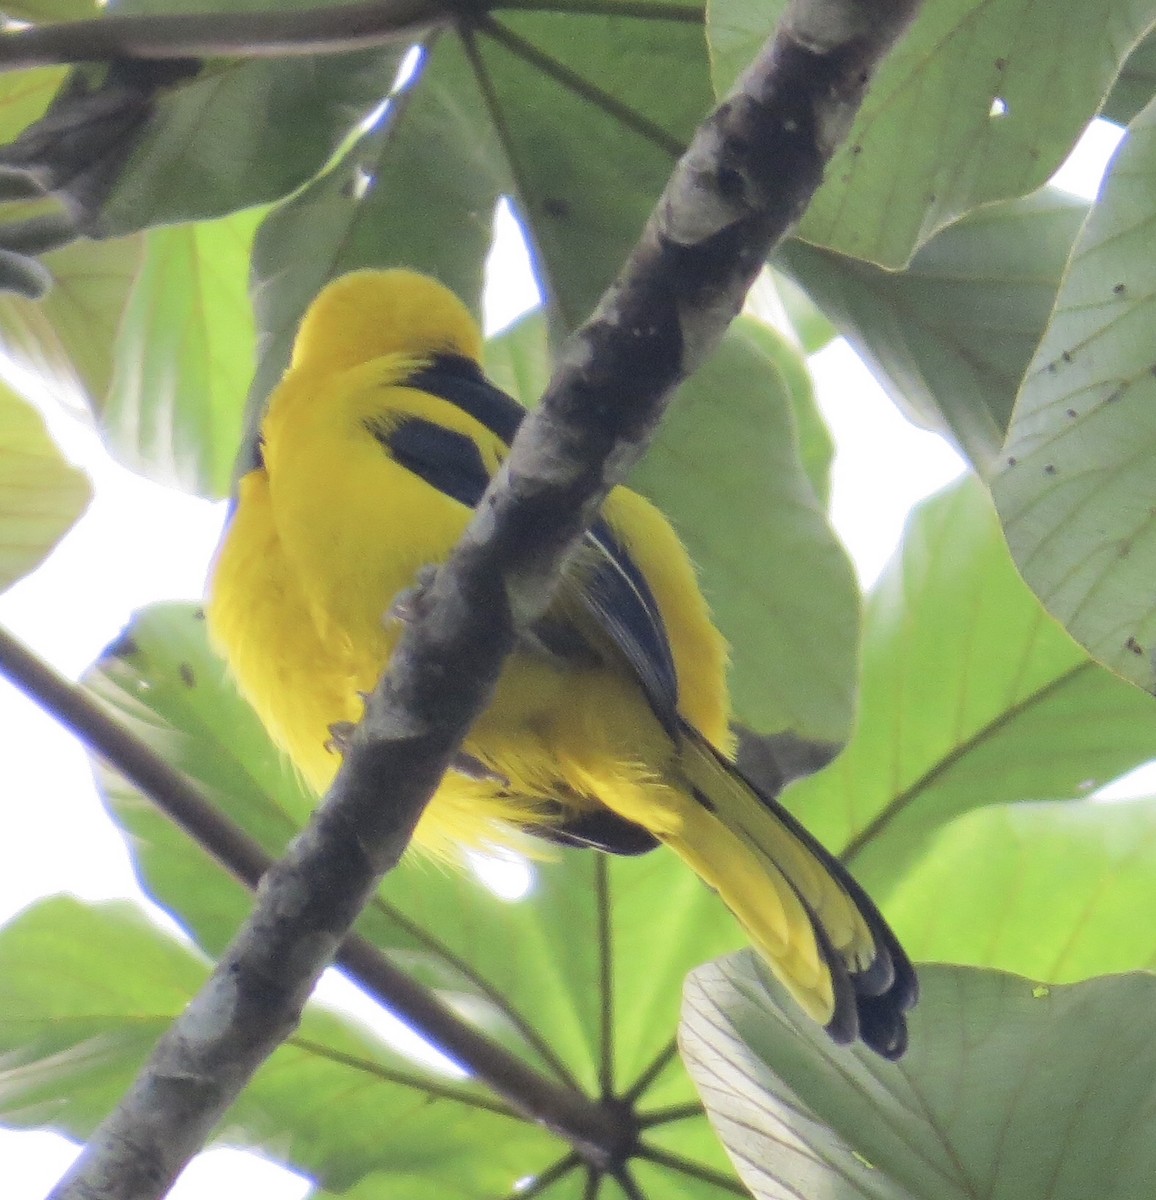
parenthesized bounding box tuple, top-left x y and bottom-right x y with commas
(208, 289, 730, 858)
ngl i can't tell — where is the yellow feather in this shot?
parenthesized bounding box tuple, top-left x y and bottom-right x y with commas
(207, 268, 915, 1055)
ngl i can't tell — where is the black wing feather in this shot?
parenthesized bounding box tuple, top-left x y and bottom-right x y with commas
(376, 354, 680, 852)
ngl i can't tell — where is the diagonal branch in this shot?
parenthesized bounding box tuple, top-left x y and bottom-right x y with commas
(0, 0, 445, 72)
(48, 1, 923, 1196)
(0, 626, 625, 1157)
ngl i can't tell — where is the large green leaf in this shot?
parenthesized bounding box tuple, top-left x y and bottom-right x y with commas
(99, 208, 262, 498)
(470, 6, 709, 332)
(248, 7, 712, 415)
(709, 0, 1155, 266)
(779, 476, 1156, 896)
(888, 795, 1156, 983)
(0, 897, 557, 1192)
(630, 317, 857, 742)
(1103, 23, 1156, 125)
(248, 36, 509, 423)
(0, 208, 259, 497)
(0, 231, 144, 414)
(81, 47, 402, 235)
(84, 602, 745, 1157)
(781, 188, 1089, 473)
(993, 98, 1156, 693)
(683, 953, 1156, 1200)
(0, 383, 91, 591)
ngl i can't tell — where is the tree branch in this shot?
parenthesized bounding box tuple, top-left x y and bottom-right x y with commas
(0, 0, 445, 72)
(0, 626, 627, 1162)
(46, 1, 923, 1195)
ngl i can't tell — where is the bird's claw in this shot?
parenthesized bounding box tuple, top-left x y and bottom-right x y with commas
(325, 721, 357, 754)
(386, 565, 439, 626)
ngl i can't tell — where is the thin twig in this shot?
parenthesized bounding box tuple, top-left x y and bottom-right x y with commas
(0, 0, 445, 72)
(48, 1, 924, 1195)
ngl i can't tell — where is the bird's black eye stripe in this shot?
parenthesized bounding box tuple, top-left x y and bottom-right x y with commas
(368, 415, 491, 508)
(406, 354, 525, 444)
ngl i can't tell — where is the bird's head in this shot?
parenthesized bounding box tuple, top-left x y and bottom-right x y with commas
(289, 269, 484, 375)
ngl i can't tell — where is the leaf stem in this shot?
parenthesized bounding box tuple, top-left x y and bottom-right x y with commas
(636, 1143, 747, 1195)
(493, 0, 703, 22)
(596, 856, 615, 1097)
(0, 0, 445, 72)
(637, 1101, 704, 1127)
(620, 1036, 677, 1103)
(839, 661, 1095, 866)
(477, 14, 686, 158)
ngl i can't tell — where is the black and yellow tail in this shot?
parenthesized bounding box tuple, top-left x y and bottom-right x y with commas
(669, 725, 917, 1058)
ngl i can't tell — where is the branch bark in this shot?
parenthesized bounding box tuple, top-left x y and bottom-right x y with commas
(43, 1, 923, 1195)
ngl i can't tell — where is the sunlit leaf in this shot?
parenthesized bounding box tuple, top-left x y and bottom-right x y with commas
(781, 477, 1156, 896)
(683, 954, 1156, 1200)
(994, 98, 1156, 692)
(0, 897, 557, 1192)
(0, 383, 90, 591)
(889, 795, 1156, 983)
(782, 188, 1089, 473)
(709, 0, 1155, 266)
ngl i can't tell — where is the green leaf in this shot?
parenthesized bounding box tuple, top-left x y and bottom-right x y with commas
(470, 7, 711, 332)
(0, 384, 90, 591)
(248, 36, 510, 422)
(0, 231, 144, 413)
(98, 208, 262, 498)
(1103, 24, 1156, 126)
(88, 48, 403, 235)
(630, 317, 857, 742)
(993, 99, 1156, 693)
(888, 795, 1156, 983)
(1, 0, 100, 18)
(249, 8, 712, 417)
(780, 476, 1156, 896)
(683, 954, 1156, 1200)
(781, 188, 1089, 473)
(0, 68, 69, 146)
(709, 0, 1155, 266)
(84, 602, 745, 1131)
(0, 897, 558, 1191)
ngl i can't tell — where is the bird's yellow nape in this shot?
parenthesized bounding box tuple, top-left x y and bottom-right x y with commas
(289, 269, 484, 375)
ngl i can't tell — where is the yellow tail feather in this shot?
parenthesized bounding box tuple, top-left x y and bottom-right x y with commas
(669, 728, 916, 1054)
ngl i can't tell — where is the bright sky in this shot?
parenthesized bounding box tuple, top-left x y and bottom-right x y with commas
(0, 120, 1125, 1197)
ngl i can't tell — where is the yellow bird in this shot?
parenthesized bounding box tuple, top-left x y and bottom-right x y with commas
(207, 269, 916, 1057)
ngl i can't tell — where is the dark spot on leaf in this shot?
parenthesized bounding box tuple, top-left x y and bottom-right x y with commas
(1066, 409, 1078, 419)
(1114, 282, 1126, 295)
(1044, 464, 1057, 475)
(1061, 350, 1073, 363)
(178, 662, 195, 688)
(995, 57, 1007, 70)
(851, 143, 863, 155)
(1126, 636, 1144, 656)
(1006, 456, 1017, 467)
(193, 607, 205, 620)
(543, 197, 570, 219)
(106, 633, 138, 659)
